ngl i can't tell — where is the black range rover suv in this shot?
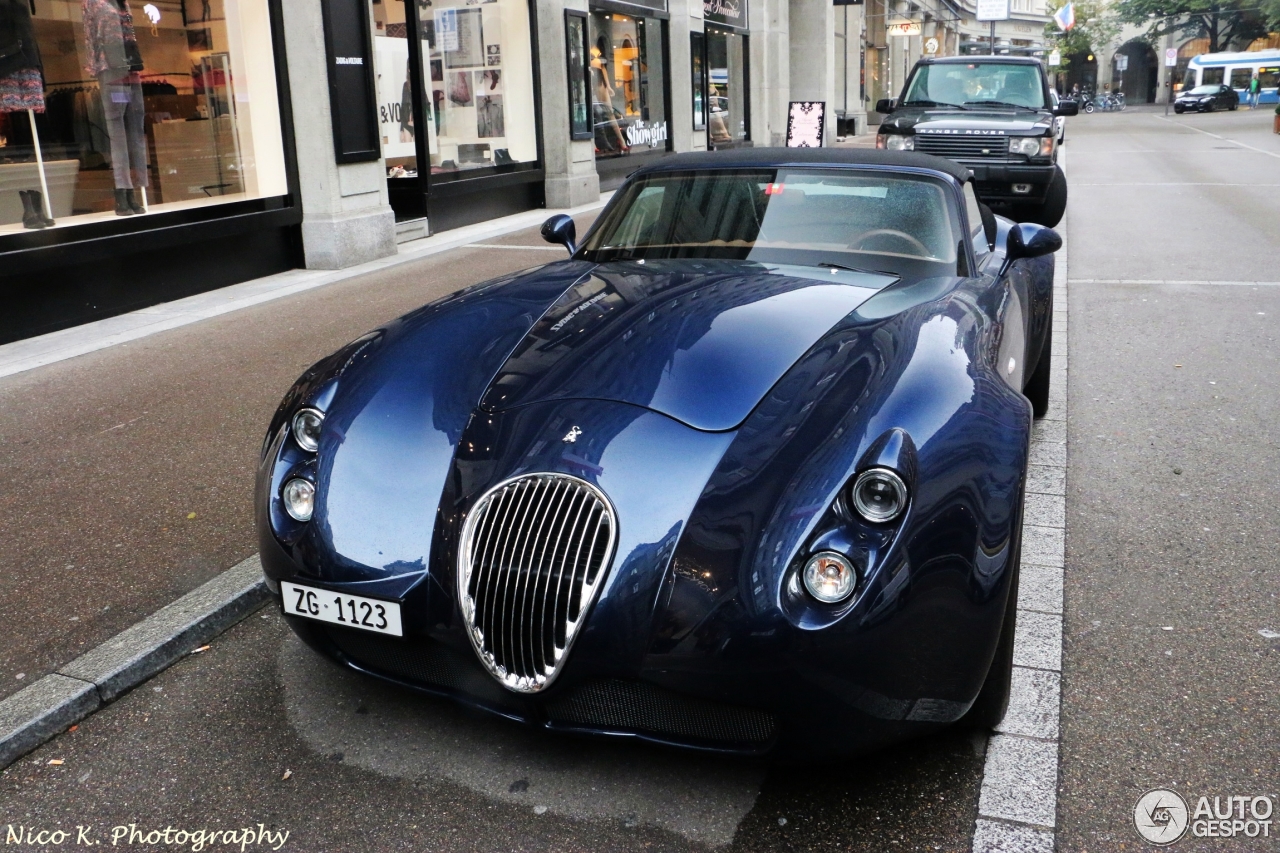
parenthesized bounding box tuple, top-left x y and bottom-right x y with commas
(875, 55, 1078, 227)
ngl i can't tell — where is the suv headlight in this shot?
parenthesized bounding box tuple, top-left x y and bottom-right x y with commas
(877, 134, 914, 151)
(1009, 136, 1041, 156)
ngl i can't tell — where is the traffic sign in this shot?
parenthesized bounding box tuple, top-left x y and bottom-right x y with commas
(976, 0, 1010, 21)
(1164, 47, 1178, 67)
(1048, 50, 1061, 66)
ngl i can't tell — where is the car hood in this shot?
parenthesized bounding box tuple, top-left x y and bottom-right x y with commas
(478, 259, 894, 431)
(882, 107, 1052, 135)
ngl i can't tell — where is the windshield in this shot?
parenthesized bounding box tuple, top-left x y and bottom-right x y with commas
(1187, 85, 1222, 95)
(578, 168, 964, 277)
(903, 62, 1048, 109)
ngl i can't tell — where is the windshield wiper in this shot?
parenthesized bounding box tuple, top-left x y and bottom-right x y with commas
(903, 99, 971, 110)
(963, 100, 1038, 110)
(817, 262, 896, 277)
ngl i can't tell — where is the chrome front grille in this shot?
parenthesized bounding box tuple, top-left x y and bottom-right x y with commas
(914, 135, 1008, 159)
(457, 473, 617, 693)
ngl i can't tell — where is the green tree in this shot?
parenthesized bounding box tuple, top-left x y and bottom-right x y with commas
(1110, 0, 1269, 52)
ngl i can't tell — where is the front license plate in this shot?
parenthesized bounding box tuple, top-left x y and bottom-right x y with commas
(281, 581, 403, 637)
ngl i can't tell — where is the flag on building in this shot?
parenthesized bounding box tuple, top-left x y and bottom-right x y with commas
(1053, 2, 1076, 30)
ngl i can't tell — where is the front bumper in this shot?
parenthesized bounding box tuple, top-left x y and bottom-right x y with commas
(965, 161, 1056, 205)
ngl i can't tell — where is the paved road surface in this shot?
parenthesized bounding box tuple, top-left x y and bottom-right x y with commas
(1059, 107, 1280, 850)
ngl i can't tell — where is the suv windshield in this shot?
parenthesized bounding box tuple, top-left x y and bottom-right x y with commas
(903, 62, 1048, 110)
(578, 168, 963, 277)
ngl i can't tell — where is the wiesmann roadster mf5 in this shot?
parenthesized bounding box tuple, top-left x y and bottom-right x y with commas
(257, 149, 1061, 758)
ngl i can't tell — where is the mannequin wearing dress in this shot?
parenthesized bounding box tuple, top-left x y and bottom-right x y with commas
(82, 0, 148, 215)
(0, 0, 55, 228)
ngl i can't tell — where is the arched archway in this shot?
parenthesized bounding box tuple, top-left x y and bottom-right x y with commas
(1116, 39, 1158, 102)
(1062, 48, 1098, 95)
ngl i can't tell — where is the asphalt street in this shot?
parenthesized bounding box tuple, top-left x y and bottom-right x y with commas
(1058, 106, 1280, 851)
(1, 106, 1278, 852)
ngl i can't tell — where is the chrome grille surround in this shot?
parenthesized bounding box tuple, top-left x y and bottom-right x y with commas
(913, 135, 1009, 160)
(457, 473, 618, 694)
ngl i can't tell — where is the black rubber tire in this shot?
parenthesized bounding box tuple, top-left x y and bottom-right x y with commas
(1174, 106, 1184, 113)
(1023, 311, 1052, 418)
(960, 488, 1025, 730)
(1012, 166, 1067, 228)
(1229, 102, 1237, 111)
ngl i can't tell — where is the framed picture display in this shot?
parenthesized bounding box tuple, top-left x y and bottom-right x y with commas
(566, 11, 592, 140)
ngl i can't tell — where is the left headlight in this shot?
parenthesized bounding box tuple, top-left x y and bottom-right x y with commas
(850, 468, 909, 523)
(291, 408, 324, 453)
(282, 478, 316, 522)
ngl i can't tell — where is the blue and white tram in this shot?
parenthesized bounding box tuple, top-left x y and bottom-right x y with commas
(1183, 49, 1280, 105)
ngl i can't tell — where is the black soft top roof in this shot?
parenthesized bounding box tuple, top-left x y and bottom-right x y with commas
(634, 147, 972, 184)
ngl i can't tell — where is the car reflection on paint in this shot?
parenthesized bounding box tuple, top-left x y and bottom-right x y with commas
(256, 148, 1063, 758)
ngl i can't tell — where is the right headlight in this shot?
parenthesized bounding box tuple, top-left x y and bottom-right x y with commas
(282, 478, 316, 522)
(850, 468, 909, 523)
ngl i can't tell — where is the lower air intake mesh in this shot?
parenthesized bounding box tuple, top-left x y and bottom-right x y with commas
(546, 678, 776, 746)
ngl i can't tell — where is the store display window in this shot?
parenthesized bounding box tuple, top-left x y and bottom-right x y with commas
(373, 0, 538, 178)
(565, 10, 591, 140)
(705, 25, 747, 147)
(587, 10, 667, 159)
(0, 0, 288, 235)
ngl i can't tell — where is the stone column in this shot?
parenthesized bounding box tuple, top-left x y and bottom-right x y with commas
(789, 0, 836, 144)
(669, 0, 701, 153)
(282, 0, 396, 270)
(762, 0, 791, 145)
(538, 0, 601, 208)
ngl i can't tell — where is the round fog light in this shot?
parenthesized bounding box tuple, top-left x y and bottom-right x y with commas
(851, 468, 908, 523)
(282, 478, 315, 522)
(803, 552, 858, 603)
(292, 408, 324, 453)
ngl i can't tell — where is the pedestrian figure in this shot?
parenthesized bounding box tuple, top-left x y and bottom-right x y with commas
(1248, 73, 1261, 109)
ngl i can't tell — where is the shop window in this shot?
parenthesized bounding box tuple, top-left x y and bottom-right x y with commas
(0, 0, 288, 234)
(372, 0, 419, 177)
(690, 31, 705, 130)
(423, 0, 538, 175)
(705, 26, 747, 147)
(588, 10, 668, 159)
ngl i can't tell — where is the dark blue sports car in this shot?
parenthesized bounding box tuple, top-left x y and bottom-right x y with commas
(256, 148, 1061, 758)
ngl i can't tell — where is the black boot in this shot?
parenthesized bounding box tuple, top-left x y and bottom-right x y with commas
(125, 189, 146, 214)
(114, 189, 133, 216)
(19, 190, 49, 229)
(27, 190, 55, 227)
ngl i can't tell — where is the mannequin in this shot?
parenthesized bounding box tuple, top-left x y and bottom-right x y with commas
(0, 0, 55, 228)
(82, 0, 148, 215)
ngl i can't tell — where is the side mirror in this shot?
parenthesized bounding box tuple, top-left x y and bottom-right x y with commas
(875, 98, 895, 114)
(540, 214, 577, 255)
(1053, 100, 1079, 117)
(1003, 222, 1062, 274)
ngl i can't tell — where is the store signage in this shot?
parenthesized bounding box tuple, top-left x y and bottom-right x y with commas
(704, 0, 748, 30)
(833, 0, 864, 6)
(785, 101, 825, 147)
(320, 0, 381, 163)
(1048, 49, 1061, 65)
(924, 36, 940, 53)
(975, 0, 1010, 21)
(887, 19, 922, 37)
(625, 120, 669, 149)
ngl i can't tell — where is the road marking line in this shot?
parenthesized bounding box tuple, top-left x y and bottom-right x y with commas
(1070, 279, 1280, 286)
(973, 149, 1069, 852)
(1152, 114, 1280, 159)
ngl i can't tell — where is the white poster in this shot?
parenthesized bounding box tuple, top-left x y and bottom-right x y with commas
(975, 0, 1010, 21)
(786, 101, 825, 148)
(374, 37, 416, 160)
(436, 9, 459, 53)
